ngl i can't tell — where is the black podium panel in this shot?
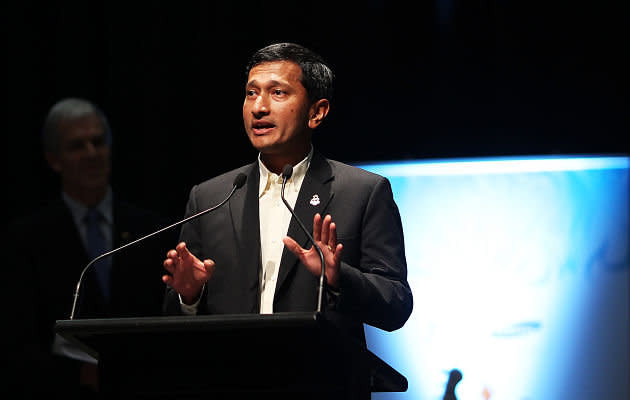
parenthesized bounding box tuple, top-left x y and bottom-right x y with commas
(56, 312, 407, 399)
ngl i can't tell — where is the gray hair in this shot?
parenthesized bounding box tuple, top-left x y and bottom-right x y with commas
(41, 97, 112, 154)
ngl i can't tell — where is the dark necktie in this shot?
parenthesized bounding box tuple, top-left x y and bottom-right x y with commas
(85, 208, 111, 304)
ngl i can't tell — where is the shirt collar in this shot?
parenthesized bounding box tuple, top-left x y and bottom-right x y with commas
(258, 146, 313, 197)
(62, 187, 114, 225)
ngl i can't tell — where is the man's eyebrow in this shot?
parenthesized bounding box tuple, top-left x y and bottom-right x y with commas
(246, 79, 288, 88)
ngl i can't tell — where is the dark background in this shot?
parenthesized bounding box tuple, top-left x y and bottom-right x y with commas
(4, 1, 628, 224)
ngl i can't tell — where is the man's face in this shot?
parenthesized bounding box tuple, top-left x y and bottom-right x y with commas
(46, 113, 111, 193)
(243, 60, 313, 157)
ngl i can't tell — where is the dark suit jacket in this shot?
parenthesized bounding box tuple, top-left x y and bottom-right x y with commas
(164, 151, 413, 341)
(8, 196, 174, 398)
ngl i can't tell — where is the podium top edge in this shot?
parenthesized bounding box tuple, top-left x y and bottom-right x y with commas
(55, 311, 323, 334)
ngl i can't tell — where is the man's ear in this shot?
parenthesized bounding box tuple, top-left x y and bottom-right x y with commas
(45, 152, 62, 173)
(308, 99, 330, 129)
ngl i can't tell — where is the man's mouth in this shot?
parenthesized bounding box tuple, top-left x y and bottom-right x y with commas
(252, 120, 275, 135)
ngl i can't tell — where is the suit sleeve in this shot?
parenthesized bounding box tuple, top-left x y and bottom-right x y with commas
(335, 177, 413, 331)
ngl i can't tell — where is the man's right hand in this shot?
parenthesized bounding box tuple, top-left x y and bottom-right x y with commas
(162, 242, 215, 305)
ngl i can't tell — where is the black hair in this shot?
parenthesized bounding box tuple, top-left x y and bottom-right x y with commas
(245, 42, 334, 103)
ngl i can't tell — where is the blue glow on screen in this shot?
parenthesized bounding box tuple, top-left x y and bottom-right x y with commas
(356, 155, 629, 400)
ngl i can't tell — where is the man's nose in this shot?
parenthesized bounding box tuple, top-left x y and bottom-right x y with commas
(252, 94, 270, 116)
(84, 141, 97, 154)
(83, 139, 103, 155)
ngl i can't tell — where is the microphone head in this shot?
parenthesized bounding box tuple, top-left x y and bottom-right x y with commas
(282, 164, 294, 179)
(233, 173, 247, 189)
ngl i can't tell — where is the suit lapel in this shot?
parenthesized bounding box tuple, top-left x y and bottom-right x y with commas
(230, 163, 260, 249)
(275, 152, 335, 292)
(229, 163, 263, 303)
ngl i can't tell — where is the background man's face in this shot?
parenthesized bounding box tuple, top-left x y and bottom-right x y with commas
(46, 114, 111, 193)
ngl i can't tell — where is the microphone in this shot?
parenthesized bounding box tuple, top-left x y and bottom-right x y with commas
(69, 172, 247, 320)
(280, 164, 326, 313)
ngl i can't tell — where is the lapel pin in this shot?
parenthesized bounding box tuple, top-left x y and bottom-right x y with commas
(309, 194, 320, 206)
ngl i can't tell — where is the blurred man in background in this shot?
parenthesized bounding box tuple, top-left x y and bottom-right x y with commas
(8, 98, 173, 398)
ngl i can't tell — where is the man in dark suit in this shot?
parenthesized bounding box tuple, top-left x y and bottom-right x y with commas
(162, 42, 413, 339)
(9, 98, 171, 398)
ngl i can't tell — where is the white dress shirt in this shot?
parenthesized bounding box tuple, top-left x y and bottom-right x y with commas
(258, 150, 311, 313)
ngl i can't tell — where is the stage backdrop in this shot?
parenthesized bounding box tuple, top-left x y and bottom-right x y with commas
(357, 155, 628, 400)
